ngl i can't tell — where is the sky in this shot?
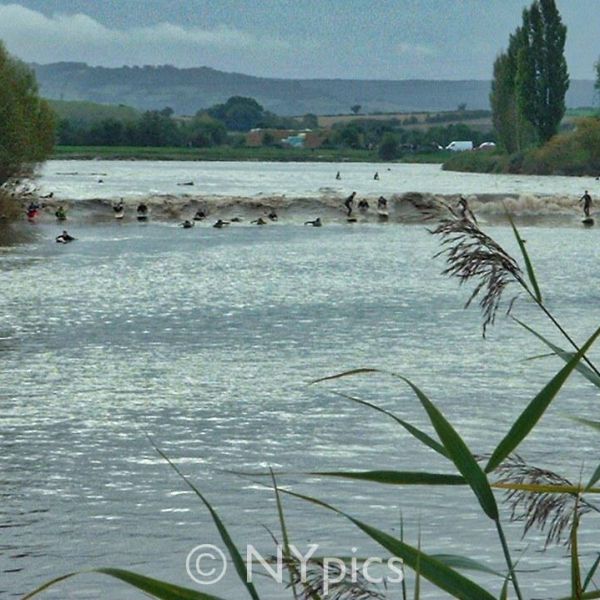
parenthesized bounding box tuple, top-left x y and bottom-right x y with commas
(0, 0, 598, 80)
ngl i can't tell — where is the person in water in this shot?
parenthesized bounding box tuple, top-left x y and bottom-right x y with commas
(55, 206, 66, 220)
(181, 220, 194, 228)
(344, 192, 356, 216)
(56, 230, 75, 243)
(267, 211, 278, 221)
(251, 217, 267, 225)
(193, 209, 206, 221)
(335, 171, 341, 180)
(213, 219, 230, 228)
(377, 196, 387, 210)
(374, 172, 379, 180)
(137, 203, 148, 215)
(580, 190, 592, 217)
(358, 199, 370, 212)
(458, 196, 477, 223)
(304, 217, 322, 227)
(113, 199, 124, 213)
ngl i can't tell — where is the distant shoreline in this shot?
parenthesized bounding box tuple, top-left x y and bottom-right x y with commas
(51, 145, 448, 164)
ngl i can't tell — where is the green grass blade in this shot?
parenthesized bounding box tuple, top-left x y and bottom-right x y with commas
(22, 568, 227, 600)
(430, 555, 502, 577)
(310, 368, 380, 384)
(507, 213, 542, 302)
(269, 469, 301, 600)
(391, 374, 498, 520)
(586, 464, 600, 492)
(499, 576, 509, 600)
(514, 318, 600, 388)
(571, 507, 583, 600)
(310, 470, 465, 485)
(281, 489, 496, 600)
(152, 442, 261, 600)
(329, 390, 448, 458)
(583, 553, 600, 593)
(486, 325, 600, 473)
(572, 417, 600, 432)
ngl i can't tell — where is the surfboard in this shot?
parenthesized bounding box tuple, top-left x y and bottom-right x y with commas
(114, 210, 124, 220)
(347, 217, 357, 223)
(137, 215, 148, 222)
(583, 217, 594, 226)
(377, 210, 389, 220)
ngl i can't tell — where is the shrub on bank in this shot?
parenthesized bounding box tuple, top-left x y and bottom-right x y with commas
(443, 117, 600, 176)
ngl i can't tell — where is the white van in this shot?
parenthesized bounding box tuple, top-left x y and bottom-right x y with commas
(445, 140, 473, 152)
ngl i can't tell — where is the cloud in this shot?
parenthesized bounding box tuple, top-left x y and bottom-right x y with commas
(0, 3, 289, 67)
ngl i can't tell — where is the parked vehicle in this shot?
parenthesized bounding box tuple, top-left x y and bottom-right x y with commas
(445, 140, 473, 152)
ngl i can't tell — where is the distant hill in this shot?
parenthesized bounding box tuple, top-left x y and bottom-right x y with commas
(48, 99, 139, 125)
(31, 62, 596, 117)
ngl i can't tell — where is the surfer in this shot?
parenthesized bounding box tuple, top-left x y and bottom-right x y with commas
(55, 206, 66, 221)
(344, 192, 356, 216)
(336, 171, 341, 180)
(251, 217, 267, 225)
(56, 230, 75, 243)
(268, 211, 278, 221)
(304, 217, 322, 227)
(181, 220, 194, 228)
(458, 196, 477, 224)
(213, 219, 230, 228)
(374, 172, 379, 180)
(193, 209, 206, 221)
(377, 196, 387, 210)
(113, 199, 124, 213)
(358, 199, 370, 213)
(137, 203, 148, 215)
(580, 190, 592, 217)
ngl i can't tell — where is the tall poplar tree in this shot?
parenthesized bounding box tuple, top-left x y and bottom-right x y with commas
(490, 0, 569, 149)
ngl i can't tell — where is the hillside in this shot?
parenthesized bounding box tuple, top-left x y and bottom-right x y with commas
(31, 62, 596, 117)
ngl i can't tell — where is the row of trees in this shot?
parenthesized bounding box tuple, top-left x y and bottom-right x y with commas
(0, 42, 54, 186)
(490, 0, 569, 153)
(57, 96, 320, 147)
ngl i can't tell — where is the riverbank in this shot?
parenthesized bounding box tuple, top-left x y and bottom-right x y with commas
(52, 145, 451, 163)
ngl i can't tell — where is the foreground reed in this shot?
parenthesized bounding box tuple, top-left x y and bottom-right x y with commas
(25, 205, 600, 599)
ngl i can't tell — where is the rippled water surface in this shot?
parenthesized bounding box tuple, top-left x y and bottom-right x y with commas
(2, 166, 600, 599)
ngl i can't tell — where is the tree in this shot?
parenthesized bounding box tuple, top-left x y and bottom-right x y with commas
(207, 96, 265, 131)
(378, 132, 399, 160)
(350, 104, 361, 115)
(594, 56, 600, 110)
(0, 42, 55, 186)
(490, 0, 569, 149)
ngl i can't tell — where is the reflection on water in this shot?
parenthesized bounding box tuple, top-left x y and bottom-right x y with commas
(1, 219, 599, 598)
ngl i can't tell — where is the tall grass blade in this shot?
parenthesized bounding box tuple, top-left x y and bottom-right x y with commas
(269, 469, 301, 600)
(586, 464, 600, 492)
(499, 576, 509, 600)
(571, 502, 583, 600)
(391, 374, 498, 520)
(310, 368, 379, 384)
(507, 213, 542, 302)
(514, 318, 600, 388)
(414, 532, 421, 600)
(152, 442, 261, 600)
(486, 325, 600, 473)
(22, 568, 227, 600)
(429, 555, 502, 576)
(329, 390, 448, 458)
(583, 553, 600, 593)
(282, 489, 497, 600)
(310, 470, 465, 486)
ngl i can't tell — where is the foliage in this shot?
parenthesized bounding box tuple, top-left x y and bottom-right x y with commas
(47, 99, 139, 126)
(0, 41, 55, 186)
(595, 57, 600, 109)
(491, 0, 569, 150)
(350, 104, 362, 115)
(378, 132, 399, 160)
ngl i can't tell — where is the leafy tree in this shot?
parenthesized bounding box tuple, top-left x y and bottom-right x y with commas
(134, 110, 181, 146)
(186, 115, 226, 147)
(207, 96, 265, 131)
(491, 0, 569, 150)
(378, 132, 399, 160)
(595, 56, 600, 110)
(0, 42, 55, 186)
(350, 104, 361, 115)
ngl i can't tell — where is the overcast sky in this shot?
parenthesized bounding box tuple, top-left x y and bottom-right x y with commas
(0, 0, 598, 80)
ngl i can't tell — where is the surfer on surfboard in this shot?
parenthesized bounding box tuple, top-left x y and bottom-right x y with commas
(344, 192, 356, 216)
(580, 190, 592, 218)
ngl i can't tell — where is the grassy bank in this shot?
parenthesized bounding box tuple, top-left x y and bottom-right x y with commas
(52, 145, 449, 163)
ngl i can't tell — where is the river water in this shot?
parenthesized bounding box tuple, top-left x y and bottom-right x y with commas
(2, 161, 600, 599)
